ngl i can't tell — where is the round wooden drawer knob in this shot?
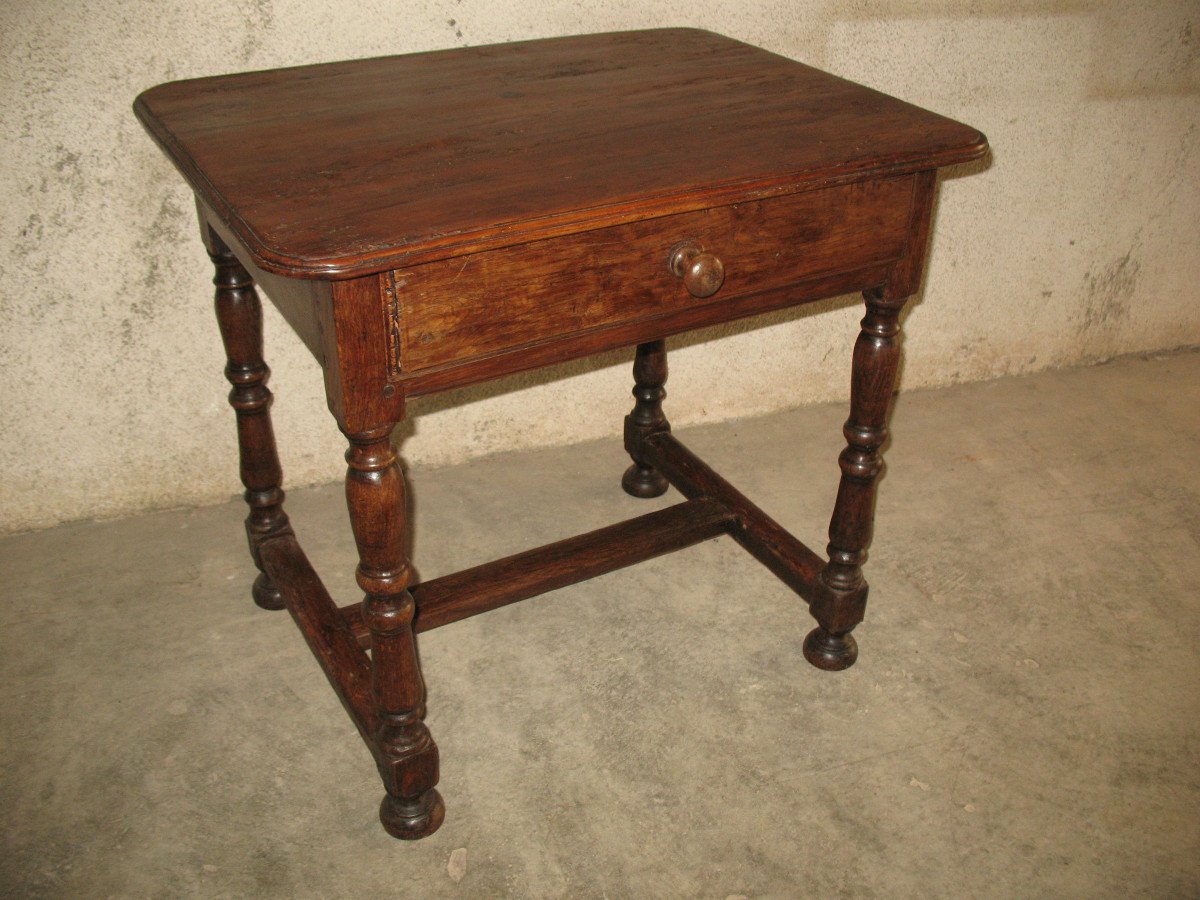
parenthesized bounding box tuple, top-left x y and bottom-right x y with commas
(669, 242, 725, 298)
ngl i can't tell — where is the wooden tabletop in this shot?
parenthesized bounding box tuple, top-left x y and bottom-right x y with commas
(135, 28, 986, 279)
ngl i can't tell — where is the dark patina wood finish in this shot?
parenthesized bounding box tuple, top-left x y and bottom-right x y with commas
(134, 28, 987, 840)
(204, 226, 291, 611)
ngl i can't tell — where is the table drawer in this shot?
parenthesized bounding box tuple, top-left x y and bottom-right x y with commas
(387, 176, 915, 373)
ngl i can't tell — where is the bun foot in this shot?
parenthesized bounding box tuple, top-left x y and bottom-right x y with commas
(252, 572, 286, 610)
(380, 789, 446, 840)
(803, 627, 859, 671)
(622, 463, 669, 498)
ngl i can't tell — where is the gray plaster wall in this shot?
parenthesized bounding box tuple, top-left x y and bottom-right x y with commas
(2, 1, 1198, 534)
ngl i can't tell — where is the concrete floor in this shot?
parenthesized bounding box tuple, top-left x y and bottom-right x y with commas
(2, 350, 1198, 897)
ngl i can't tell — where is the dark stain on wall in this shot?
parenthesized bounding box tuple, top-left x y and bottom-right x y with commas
(1080, 250, 1138, 335)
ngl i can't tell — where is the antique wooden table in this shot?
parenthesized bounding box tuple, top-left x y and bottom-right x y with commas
(135, 29, 987, 839)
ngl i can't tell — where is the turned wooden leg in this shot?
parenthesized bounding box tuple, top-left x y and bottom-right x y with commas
(209, 229, 290, 611)
(806, 287, 908, 671)
(344, 427, 444, 840)
(622, 339, 671, 498)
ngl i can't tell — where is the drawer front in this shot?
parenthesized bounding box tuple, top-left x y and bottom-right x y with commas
(387, 177, 915, 373)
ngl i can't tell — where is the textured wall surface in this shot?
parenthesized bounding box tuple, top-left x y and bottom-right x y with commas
(2, 1, 1198, 534)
